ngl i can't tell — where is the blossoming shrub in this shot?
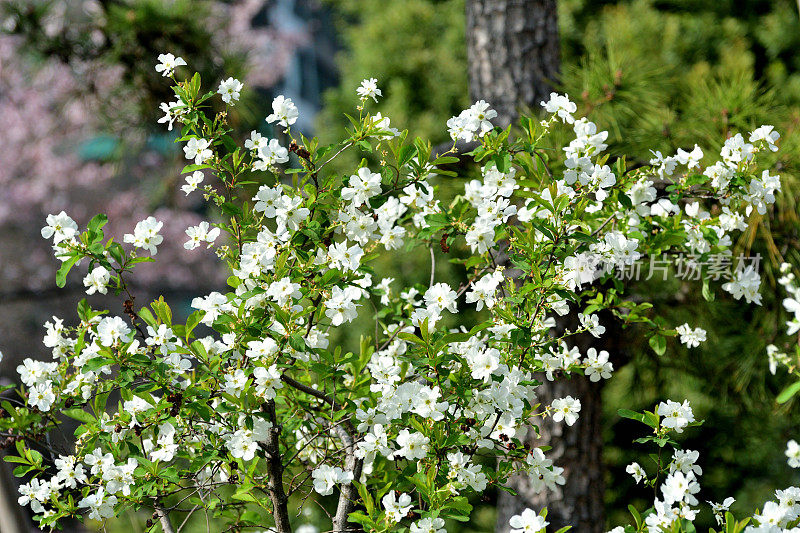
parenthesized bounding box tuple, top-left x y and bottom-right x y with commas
(769, 263, 800, 471)
(3, 56, 798, 533)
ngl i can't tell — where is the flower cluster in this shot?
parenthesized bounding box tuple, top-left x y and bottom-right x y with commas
(616, 402, 800, 533)
(3, 57, 795, 533)
(765, 261, 800, 472)
(447, 100, 498, 142)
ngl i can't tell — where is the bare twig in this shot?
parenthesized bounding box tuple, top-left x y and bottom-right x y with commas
(429, 246, 436, 286)
(279, 374, 361, 532)
(176, 504, 201, 533)
(280, 374, 339, 410)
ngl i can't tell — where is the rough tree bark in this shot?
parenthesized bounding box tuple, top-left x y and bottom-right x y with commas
(466, 0, 561, 128)
(464, 2, 607, 532)
(495, 377, 605, 533)
(493, 314, 614, 533)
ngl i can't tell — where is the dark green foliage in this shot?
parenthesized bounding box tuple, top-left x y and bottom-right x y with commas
(319, 0, 469, 145)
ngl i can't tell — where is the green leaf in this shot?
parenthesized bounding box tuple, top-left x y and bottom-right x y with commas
(648, 334, 666, 356)
(181, 163, 210, 174)
(28, 449, 43, 465)
(441, 496, 473, 521)
(3, 455, 29, 465)
(777, 380, 800, 404)
(87, 213, 108, 243)
(150, 297, 173, 326)
(347, 512, 376, 529)
(643, 411, 660, 429)
(138, 307, 157, 328)
(289, 334, 307, 352)
(571, 232, 597, 244)
(433, 155, 459, 165)
(322, 269, 341, 285)
(702, 278, 715, 302)
(424, 212, 450, 229)
(77, 299, 91, 321)
(628, 504, 642, 530)
(397, 145, 417, 168)
(189, 72, 201, 97)
(62, 408, 95, 424)
(185, 310, 206, 338)
(13, 465, 36, 477)
(398, 332, 426, 346)
(56, 255, 81, 288)
(618, 191, 633, 210)
(439, 332, 472, 345)
(232, 487, 258, 503)
(220, 202, 243, 218)
(618, 409, 646, 424)
(85, 357, 115, 372)
(107, 242, 125, 266)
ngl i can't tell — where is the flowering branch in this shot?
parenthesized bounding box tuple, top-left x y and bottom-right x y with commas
(3, 56, 794, 533)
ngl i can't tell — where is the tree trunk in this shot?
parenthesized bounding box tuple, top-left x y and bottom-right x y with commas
(466, 0, 560, 128)
(496, 377, 606, 533)
(465, 2, 606, 531)
(494, 321, 613, 533)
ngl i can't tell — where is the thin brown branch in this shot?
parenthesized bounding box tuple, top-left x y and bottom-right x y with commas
(264, 400, 292, 533)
